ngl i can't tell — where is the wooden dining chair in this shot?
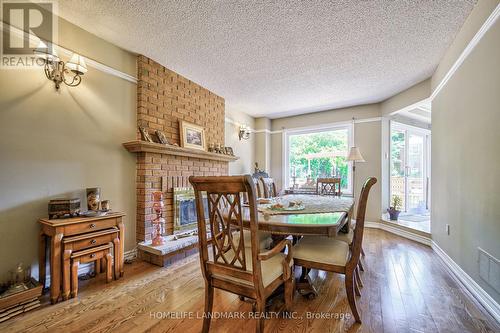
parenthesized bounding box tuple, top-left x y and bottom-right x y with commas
(292, 177, 377, 323)
(189, 175, 294, 333)
(252, 177, 262, 198)
(260, 177, 277, 198)
(316, 177, 342, 196)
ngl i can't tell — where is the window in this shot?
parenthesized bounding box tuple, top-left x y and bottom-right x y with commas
(284, 124, 353, 193)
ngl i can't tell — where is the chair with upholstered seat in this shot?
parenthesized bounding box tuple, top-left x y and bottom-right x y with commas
(252, 177, 263, 198)
(260, 177, 278, 198)
(316, 177, 342, 196)
(292, 177, 377, 323)
(189, 175, 294, 333)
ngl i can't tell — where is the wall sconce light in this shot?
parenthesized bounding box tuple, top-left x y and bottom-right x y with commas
(239, 125, 251, 140)
(34, 47, 87, 90)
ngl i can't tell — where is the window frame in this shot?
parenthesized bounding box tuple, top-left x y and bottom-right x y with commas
(283, 122, 354, 194)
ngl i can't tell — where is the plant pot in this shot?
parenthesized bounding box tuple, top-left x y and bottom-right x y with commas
(387, 208, 400, 221)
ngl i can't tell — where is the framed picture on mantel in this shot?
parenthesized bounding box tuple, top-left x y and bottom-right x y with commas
(179, 120, 206, 151)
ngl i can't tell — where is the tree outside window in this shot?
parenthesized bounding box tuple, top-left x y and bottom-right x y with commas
(287, 128, 351, 190)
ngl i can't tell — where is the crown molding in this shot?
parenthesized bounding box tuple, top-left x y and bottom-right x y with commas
(0, 21, 138, 84)
(430, 3, 500, 101)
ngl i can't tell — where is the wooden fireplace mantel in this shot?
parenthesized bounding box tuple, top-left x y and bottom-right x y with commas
(122, 140, 239, 162)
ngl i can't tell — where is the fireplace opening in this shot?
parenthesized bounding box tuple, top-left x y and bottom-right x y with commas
(173, 187, 208, 231)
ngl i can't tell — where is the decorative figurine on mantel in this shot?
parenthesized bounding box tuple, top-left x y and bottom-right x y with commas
(151, 191, 166, 246)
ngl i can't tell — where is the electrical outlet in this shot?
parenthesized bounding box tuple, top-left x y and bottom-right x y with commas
(446, 224, 450, 235)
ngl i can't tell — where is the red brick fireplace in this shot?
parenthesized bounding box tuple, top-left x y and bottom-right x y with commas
(128, 55, 232, 243)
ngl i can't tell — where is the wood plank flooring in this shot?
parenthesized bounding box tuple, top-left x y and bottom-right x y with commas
(1, 229, 498, 333)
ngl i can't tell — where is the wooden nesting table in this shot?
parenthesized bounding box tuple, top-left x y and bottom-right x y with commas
(38, 212, 125, 304)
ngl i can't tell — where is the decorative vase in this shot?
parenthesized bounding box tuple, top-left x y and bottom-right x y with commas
(151, 191, 166, 246)
(86, 187, 101, 211)
(387, 208, 400, 221)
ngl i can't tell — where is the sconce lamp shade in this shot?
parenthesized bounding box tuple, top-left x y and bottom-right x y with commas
(347, 146, 365, 162)
(66, 53, 88, 74)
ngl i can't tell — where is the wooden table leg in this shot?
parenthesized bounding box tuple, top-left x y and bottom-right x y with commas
(39, 231, 46, 289)
(71, 260, 79, 298)
(118, 220, 125, 277)
(113, 237, 120, 280)
(62, 249, 72, 300)
(50, 233, 63, 304)
(296, 267, 318, 299)
(105, 253, 113, 283)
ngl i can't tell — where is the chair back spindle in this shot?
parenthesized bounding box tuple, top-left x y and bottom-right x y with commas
(189, 175, 263, 288)
(260, 177, 277, 198)
(316, 177, 342, 196)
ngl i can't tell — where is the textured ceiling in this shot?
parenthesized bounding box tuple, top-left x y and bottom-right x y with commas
(57, 1, 476, 118)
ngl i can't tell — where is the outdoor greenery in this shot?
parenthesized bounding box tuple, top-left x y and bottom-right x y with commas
(391, 130, 405, 176)
(391, 195, 403, 211)
(288, 129, 349, 188)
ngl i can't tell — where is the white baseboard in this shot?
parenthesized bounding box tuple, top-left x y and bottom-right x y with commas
(432, 241, 500, 323)
(365, 220, 500, 323)
(364, 220, 432, 246)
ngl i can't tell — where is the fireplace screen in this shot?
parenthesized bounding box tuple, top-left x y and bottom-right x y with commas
(173, 187, 208, 230)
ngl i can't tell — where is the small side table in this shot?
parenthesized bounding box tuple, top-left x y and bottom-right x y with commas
(38, 212, 125, 304)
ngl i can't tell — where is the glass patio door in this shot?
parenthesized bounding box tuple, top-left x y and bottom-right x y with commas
(390, 122, 430, 214)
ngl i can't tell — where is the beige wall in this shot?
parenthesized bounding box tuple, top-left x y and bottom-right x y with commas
(431, 17, 500, 303)
(0, 17, 137, 282)
(380, 78, 431, 116)
(271, 104, 381, 131)
(225, 109, 256, 175)
(268, 104, 382, 221)
(254, 117, 271, 172)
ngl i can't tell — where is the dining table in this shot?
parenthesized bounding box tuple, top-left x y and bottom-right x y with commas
(239, 194, 355, 298)
(241, 194, 355, 236)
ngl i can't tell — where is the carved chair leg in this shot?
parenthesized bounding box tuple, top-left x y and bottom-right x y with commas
(355, 265, 364, 288)
(202, 284, 214, 333)
(255, 299, 266, 333)
(284, 277, 294, 312)
(345, 271, 361, 323)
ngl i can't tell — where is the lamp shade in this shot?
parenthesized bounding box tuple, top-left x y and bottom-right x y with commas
(66, 53, 87, 74)
(347, 146, 365, 162)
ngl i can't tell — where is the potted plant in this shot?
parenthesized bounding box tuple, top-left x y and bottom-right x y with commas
(387, 196, 402, 220)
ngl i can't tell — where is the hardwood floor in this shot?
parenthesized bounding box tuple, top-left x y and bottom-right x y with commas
(1, 229, 498, 333)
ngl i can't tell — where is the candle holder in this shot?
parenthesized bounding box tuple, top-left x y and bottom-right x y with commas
(151, 191, 166, 246)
